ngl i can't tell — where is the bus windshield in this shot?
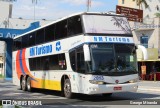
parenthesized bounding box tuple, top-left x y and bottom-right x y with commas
(82, 14, 132, 35)
(89, 44, 137, 75)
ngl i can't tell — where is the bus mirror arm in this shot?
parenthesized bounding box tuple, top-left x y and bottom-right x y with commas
(83, 44, 91, 61)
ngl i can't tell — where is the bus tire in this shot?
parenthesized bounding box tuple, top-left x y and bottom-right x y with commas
(63, 79, 74, 98)
(20, 77, 22, 90)
(27, 77, 32, 92)
(102, 93, 112, 97)
(22, 76, 27, 91)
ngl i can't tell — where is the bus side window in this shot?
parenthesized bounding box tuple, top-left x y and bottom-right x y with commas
(22, 35, 28, 48)
(36, 29, 45, 45)
(45, 24, 55, 42)
(77, 52, 85, 73)
(69, 50, 76, 71)
(58, 54, 66, 70)
(15, 37, 22, 50)
(68, 15, 82, 37)
(28, 32, 36, 47)
(43, 58, 49, 70)
(55, 20, 67, 40)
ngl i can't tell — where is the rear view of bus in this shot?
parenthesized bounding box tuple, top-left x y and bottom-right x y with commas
(12, 12, 138, 98)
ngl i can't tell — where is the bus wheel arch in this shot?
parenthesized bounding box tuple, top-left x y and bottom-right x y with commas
(61, 75, 68, 96)
(61, 75, 74, 98)
(20, 75, 23, 90)
(21, 75, 27, 91)
(26, 76, 32, 92)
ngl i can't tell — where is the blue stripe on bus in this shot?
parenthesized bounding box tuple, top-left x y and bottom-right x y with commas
(19, 50, 26, 75)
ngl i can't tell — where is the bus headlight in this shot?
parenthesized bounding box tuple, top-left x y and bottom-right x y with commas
(89, 80, 105, 85)
(129, 78, 139, 83)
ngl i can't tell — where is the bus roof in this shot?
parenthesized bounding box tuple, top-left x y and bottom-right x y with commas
(14, 12, 124, 39)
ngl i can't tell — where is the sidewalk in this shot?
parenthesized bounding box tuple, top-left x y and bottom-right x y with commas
(0, 78, 12, 83)
(138, 80, 160, 92)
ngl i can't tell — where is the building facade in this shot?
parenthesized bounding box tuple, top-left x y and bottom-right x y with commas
(0, 1, 52, 79)
(118, 0, 160, 79)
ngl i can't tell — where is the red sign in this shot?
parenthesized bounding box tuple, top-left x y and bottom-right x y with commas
(116, 5, 143, 22)
(114, 86, 122, 90)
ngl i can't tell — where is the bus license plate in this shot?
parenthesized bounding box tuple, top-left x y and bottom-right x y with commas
(114, 86, 122, 90)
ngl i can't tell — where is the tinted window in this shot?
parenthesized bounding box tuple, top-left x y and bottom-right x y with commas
(45, 24, 55, 42)
(29, 53, 66, 71)
(14, 37, 22, 50)
(69, 47, 85, 73)
(28, 33, 36, 47)
(22, 35, 28, 48)
(36, 57, 41, 70)
(68, 15, 82, 36)
(69, 50, 76, 71)
(58, 54, 66, 70)
(36, 29, 45, 44)
(29, 58, 36, 71)
(55, 20, 67, 40)
(49, 54, 59, 70)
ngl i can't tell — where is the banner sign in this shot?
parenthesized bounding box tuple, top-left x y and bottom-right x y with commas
(116, 5, 143, 22)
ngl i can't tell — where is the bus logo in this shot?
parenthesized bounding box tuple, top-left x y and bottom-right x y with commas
(56, 41, 61, 51)
(115, 80, 119, 84)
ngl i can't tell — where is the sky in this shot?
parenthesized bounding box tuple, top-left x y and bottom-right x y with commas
(12, 0, 118, 20)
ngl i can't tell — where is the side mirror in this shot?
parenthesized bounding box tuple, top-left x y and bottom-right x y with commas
(83, 44, 91, 61)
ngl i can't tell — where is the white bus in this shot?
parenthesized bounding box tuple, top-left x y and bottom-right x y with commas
(13, 12, 138, 98)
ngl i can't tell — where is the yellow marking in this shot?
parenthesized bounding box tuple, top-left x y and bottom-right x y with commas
(31, 79, 61, 91)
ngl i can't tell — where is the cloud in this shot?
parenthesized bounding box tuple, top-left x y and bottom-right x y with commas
(60, 0, 104, 7)
(61, 0, 86, 5)
(12, 0, 105, 20)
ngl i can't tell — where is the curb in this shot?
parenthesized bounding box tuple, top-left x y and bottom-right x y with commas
(138, 86, 160, 92)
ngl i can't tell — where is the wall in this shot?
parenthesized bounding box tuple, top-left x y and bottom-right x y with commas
(0, 22, 40, 79)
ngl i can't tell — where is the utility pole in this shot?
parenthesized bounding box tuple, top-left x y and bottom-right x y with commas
(87, 0, 91, 12)
(32, 0, 38, 21)
(0, 0, 17, 28)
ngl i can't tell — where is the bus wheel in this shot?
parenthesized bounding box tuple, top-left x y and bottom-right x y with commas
(102, 93, 112, 97)
(27, 77, 32, 92)
(64, 79, 73, 98)
(22, 77, 27, 91)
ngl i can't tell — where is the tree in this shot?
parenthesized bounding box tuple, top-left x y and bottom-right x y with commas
(136, 0, 149, 9)
(154, 13, 160, 17)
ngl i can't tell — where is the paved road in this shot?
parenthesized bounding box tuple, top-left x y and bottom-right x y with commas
(0, 80, 160, 108)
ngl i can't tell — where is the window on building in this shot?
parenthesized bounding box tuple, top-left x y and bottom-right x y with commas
(156, 5, 159, 11)
(122, 0, 125, 4)
(140, 35, 148, 48)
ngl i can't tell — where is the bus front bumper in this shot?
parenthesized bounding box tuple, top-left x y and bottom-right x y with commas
(84, 83, 138, 94)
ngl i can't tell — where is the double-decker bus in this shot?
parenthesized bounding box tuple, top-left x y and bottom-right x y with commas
(13, 12, 138, 98)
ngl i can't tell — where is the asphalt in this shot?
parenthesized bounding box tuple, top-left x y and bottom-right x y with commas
(0, 78, 160, 92)
(138, 80, 160, 92)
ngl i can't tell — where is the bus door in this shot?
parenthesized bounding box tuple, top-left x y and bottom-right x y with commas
(76, 51, 86, 92)
(70, 47, 86, 92)
(42, 57, 49, 88)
